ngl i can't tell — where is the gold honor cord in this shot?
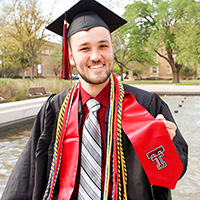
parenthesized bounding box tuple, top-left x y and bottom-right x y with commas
(43, 86, 75, 200)
(116, 81, 127, 200)
(103, 74, 115, 200)
(104, 74, 128, 200)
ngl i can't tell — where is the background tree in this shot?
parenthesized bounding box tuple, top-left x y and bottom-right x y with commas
(123, 0, 199, 83)
(2, 0, 51, 79)
(180, 65, 195, 80)
(174, 1, 200, 79)
(112, 23, 154, 81)
(0, 35, 29, 78)
(112, 30, 134, 81)
(49, 44, 62, 78)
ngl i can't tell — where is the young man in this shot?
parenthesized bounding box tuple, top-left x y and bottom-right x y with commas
(2, 0, 188, 200)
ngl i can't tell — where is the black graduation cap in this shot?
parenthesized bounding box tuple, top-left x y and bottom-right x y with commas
(46, 0, 127, 38)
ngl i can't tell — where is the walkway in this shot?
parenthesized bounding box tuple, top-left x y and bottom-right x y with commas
(134, 84, 200, 96)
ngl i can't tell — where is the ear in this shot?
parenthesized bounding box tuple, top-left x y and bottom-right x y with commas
(69, 48, 75, 66)
(111, 43, 114, 59)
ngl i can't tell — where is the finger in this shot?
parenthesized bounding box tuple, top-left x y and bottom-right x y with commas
(164, 120, 177, 131)
(163, 120, 177, 140)
(167, 129, 176, 140)
(156, 114, 165, 120)
(155, 114, 177, 140)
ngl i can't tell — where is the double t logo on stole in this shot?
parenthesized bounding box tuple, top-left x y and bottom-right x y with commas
(78, 99, 102, 200)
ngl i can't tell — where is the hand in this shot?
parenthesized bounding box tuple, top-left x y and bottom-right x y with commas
(156, 114, 177, 140)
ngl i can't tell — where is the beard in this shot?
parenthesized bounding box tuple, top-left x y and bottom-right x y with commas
(77, 69, 111, 85)
(75, 59, 113, 85)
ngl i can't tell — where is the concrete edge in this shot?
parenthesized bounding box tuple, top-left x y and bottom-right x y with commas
(0, 117, 35, 134)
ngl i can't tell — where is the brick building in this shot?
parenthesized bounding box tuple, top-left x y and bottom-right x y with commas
(24, 41, 62, 78)
(129, 54, 200, 80)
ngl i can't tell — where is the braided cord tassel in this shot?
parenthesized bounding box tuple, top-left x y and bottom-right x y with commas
(103, 74, 115, 200)
(112, 152, 115, 200)
(117, 132, 122, 200)
(43, 82, 79, 200)
(117, 81, 127, 200)
(42, 90, 71, 200)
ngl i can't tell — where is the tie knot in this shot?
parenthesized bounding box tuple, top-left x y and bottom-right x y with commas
(86, 99, 101, 112)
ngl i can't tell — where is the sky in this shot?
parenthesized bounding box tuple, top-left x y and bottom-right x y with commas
(40, 0, 131, 19)
(0, 0, 132, 42)
(40, 0, 132, 42)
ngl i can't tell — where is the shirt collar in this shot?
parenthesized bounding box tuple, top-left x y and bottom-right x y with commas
(80, 80, 111, 109)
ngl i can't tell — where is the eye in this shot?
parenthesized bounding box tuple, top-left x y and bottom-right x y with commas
(100, 44, 108, 48)
(99, 43, 110, 49)
(80, 47, 89, 51)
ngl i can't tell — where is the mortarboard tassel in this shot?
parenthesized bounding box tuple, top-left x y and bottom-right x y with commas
(62, 19, 71, 80)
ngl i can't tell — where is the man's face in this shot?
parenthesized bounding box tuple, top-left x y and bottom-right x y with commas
(69, 26, 114, 85)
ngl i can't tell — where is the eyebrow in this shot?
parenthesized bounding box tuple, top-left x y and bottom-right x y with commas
(78, 42, 89, 47)
(98, 40, 110, 43)
(78, 40, 110, 47)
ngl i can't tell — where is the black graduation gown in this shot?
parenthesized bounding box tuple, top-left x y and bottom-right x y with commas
(1, 84, 188, 200)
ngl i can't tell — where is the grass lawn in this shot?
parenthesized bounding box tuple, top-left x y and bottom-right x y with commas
(123, 79, 200, 85)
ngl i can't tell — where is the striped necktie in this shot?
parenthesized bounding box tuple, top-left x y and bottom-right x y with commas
(78, 98, 102, 200)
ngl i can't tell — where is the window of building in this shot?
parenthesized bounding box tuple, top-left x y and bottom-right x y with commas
(41, 49, 50, 55)
(167, 66, 171, 74)
(152, 66, 158, 74)
(24, 71, 29, 76)
(45, 49, 50, 55)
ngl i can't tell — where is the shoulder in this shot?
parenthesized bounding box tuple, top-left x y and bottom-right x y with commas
(123, 83, 155, 108)
(123, 83, 167, 117)
(38, 88, 71, 116)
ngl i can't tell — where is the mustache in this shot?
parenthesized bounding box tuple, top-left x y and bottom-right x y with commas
(87, 60, 105, 66)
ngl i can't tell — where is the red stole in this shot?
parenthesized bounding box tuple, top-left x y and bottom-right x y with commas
(58, 86, 80, 199)
(122, 92, 183, 189)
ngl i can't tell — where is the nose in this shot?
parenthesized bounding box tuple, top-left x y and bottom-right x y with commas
(90, 48, 102, 61)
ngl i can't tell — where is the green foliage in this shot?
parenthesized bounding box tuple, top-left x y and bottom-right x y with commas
(123, 0, 200, 83)
(50, 44, 62, 78)
(0, 35, 29, 78)
(0, 79, 29, 101)
(111, 14, 155, 81)
(133, 69, 142, 77)
(180, 65, 195, 79)
(123, 79, 200, 85)
(112, 64, 121, 74)
(174, 1, 200, 67)
(50, 45, 62, 66)
(112, 64, 129, 75)
(2, 0, 51, 79)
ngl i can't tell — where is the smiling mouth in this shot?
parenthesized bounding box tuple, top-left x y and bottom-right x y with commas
(89, 64, 104, 69)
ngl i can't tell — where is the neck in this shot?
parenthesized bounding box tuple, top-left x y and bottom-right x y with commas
(80, 78, 110, 97)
